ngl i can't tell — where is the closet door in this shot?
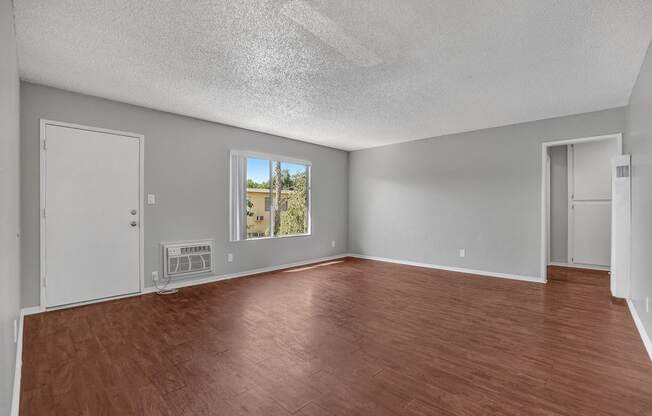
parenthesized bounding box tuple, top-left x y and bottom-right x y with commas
(568, 140, 618, 267)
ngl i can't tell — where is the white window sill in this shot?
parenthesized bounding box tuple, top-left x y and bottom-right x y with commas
(231, 233, 312, 243)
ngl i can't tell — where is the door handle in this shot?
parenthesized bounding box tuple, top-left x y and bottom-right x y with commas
(130, 221, 138, 227)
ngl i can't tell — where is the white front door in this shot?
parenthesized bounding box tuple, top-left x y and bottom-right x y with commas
(43, 122, 142, 307)
(568, 140, 618, 268)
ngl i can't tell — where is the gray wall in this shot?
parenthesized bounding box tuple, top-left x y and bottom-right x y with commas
(0, 0, 21, 414)
(349, 108, 625, 279)
(549, 145, 568, 263)
(625, 40, 652, 343)
(20, 82, 349, 308)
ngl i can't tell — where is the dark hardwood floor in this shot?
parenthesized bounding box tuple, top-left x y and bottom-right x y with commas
(21, 259, 652, 415)
(547, 264, 610, 287)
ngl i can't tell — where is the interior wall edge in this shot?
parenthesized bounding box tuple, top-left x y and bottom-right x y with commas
(623, 37, 652, 358)
(1, 0, 23, 413)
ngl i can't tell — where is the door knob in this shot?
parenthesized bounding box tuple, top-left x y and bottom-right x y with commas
(130, 221, 138, 227)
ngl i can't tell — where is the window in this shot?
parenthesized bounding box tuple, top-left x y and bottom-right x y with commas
(230, 151, 311, 241)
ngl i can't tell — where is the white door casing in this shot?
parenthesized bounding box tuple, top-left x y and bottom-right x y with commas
(545, 152, 551, 264)
(40, 120, 144, 308)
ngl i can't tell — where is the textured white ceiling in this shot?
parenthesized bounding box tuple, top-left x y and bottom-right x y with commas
(14, 0, 652, 150)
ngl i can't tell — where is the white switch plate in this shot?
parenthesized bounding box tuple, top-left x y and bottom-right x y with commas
(13, 319, 18, 343)
(227, 253, 233, 262)
(459, 249, 465, 258)
(147, 194, 156, 205)
(646, 296, 650, 313)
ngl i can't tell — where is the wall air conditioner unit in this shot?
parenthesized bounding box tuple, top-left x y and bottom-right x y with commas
(162, 240, 214, 278)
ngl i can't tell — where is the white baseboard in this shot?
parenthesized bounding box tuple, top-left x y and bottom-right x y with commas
(44, 292, 146, 312)
(348, 253, 544, 283)
(142, 253, 350, 294)
(11, 309, 28, 416)
(21, 306, 42, 316)
(627, 299, 652, 363)
(548, 262, 610, 272)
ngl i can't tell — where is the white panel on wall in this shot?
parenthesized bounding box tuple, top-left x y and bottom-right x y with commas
(611, 154, 631, 298)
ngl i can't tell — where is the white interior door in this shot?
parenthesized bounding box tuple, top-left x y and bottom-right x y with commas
(568, 140, 618, 267)
(43, 123, 142, 307)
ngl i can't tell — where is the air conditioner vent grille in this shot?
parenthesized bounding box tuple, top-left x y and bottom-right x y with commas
(162, 240, 214, 278)
(616, 165, 630, 178)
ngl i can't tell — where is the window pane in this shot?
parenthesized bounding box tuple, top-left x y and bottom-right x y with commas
(246, 158, 271, 238)
(274, 162, 309, 236)
(266, 196, 287, 211)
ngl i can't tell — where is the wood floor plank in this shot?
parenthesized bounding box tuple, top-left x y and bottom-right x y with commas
(20, 259, 652, 415)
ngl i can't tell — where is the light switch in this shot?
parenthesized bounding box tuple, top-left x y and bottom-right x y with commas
(147, 194, 156, 205)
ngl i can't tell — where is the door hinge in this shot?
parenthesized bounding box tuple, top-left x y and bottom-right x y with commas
(42, 208, 47, 218)
(42, 275, 47, 288)
(42, 140, 47, 150)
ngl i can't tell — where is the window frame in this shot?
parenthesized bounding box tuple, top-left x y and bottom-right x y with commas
(230, 150, 312, 242)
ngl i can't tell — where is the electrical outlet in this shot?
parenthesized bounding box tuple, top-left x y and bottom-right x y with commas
(459, 249, 465, 258)
(331, 241, 336, 248)
(152, 271, 159, 282)
(13, 320, 18, 343)
(147, 194, 156, 205)
(227, 253, 233, 262)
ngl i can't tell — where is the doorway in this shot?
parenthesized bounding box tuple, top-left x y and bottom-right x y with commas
(40, 120, 144, 309)
(540, 133, 628, 294)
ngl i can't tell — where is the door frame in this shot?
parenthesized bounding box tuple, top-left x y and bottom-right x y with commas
(39, 119, 145, 311)
(540, 133, 622, 283)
